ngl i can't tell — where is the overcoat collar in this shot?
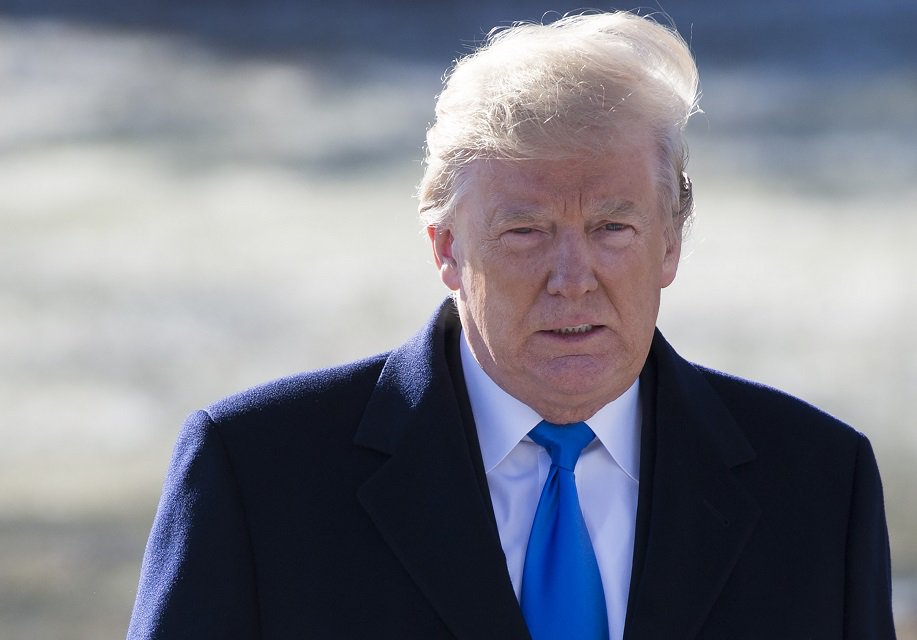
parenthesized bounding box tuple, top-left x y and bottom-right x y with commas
(355, 301, 761, 640)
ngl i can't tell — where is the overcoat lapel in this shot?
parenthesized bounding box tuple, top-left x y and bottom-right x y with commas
(354, 303, 530, 639)
(625, 332, 761, 639)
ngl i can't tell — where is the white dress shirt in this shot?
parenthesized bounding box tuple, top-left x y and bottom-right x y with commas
(459, 334, 641, 640)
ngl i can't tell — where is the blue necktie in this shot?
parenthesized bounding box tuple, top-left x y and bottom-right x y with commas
(521, 421, 609, 640)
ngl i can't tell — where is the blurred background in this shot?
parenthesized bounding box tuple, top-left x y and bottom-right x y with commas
(1, 0, 914, 637)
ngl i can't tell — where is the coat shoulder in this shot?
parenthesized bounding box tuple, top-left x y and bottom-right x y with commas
(204, 352, 389, 428)
(693, 364, 866, 452)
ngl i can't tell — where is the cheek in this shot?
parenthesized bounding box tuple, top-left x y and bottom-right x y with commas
(599, 249, 663, 306)
(472, 278, 521, 335)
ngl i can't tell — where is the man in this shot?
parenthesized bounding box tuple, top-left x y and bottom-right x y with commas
(128, 12, 896, 639)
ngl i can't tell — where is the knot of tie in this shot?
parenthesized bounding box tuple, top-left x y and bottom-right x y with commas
(528, 420, 596, 471)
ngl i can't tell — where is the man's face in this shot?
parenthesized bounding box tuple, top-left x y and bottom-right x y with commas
(429, 133, 681, 423)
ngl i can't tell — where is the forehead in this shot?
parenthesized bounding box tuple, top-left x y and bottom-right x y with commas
(459, 141, 659, 218)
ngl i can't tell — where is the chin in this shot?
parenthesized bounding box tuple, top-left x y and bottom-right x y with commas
(539, 353, 615, 383)
(535, 371, 612, 401)
(537, 358, 635, 401)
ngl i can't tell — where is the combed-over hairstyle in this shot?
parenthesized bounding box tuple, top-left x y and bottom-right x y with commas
(418, 11, 700, 235)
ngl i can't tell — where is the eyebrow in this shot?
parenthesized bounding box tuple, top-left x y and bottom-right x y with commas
(488, 197, 644, 226)
(597, 199, 639, 216)
(489, 206, 546, 225)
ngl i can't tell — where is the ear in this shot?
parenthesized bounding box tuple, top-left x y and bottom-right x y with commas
(427, 225, 462, 291)
(660, 224, 682, 289)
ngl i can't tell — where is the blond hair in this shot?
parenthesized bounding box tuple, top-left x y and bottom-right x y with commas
(418, 11, 701, 233)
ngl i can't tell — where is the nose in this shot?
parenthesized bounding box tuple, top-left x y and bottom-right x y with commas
(545, 231, 599, 298)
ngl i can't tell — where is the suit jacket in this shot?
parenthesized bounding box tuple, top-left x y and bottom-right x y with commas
(128, 300, 896, 639)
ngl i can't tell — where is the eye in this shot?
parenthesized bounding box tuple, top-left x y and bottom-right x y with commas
(501, 225, 544, 250)
(594, 221, 636, 247)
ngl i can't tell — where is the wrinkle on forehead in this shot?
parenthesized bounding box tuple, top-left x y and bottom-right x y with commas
(453, 131, 663, 230)
(475, 161, 653, 221)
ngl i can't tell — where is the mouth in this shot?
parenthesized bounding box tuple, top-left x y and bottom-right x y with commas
(551, 324, 596, 335)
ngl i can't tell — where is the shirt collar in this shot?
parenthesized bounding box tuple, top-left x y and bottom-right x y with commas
(460, 331, 641, 481)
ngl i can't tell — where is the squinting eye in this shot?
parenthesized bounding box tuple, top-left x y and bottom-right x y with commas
(603, 223, 626, 232)
(510, 227, 534, 234)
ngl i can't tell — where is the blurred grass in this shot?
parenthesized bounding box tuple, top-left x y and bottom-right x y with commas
(1, 15, 915, 639)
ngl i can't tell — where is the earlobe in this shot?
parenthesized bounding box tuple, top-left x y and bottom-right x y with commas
(660, 227, 682, 289)
(428, 225, 462, 291)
